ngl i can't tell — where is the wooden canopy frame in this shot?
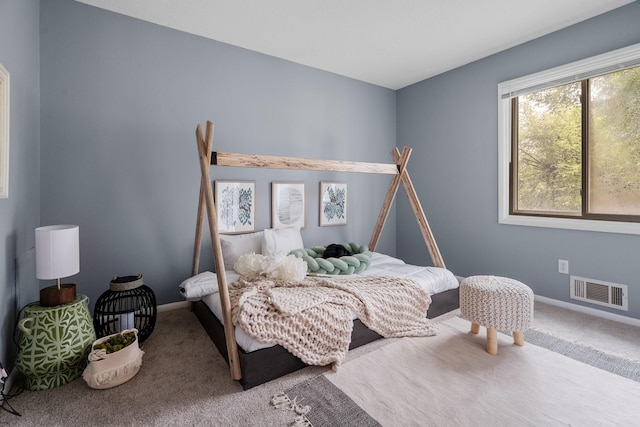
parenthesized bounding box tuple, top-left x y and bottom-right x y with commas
(191, 120, 445, 380)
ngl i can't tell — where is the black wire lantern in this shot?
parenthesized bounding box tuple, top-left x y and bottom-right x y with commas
(93, 274, 157, 343)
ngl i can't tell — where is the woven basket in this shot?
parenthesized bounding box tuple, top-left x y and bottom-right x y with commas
(82, 328, 144, 389)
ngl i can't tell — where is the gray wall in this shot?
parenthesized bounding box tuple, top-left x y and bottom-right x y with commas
(0, 0, 41, 372)
(397, 2, 640, 320)
(40, 0, 396, 309)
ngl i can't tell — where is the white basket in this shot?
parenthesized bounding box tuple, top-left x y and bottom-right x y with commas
(82, 328, 144, 389)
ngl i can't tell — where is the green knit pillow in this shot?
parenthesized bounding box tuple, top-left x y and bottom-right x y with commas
(290, 243, 372, 275)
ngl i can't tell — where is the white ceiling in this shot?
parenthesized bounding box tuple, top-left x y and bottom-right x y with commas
(75, 0, 634, 90)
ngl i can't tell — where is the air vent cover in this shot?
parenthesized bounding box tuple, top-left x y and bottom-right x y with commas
(570, 275, 628, 311)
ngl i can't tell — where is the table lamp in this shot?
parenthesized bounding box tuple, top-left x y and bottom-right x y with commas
(35, 225, 80, 307)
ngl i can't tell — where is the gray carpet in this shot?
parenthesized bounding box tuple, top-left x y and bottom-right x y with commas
(1, 307, 391, 427)
(3, 302, 639, 426)
(522, 328, 640, 382)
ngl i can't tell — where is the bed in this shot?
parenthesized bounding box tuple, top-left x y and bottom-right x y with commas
(188, 120, 459, 389)
(183, 249, 460, 389)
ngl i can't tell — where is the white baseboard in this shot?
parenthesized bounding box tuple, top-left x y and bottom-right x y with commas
(535, 295, 640, 328)
(157, 301, 190, 312)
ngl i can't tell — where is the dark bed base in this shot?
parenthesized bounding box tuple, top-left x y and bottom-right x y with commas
(193, 286, 460, 389)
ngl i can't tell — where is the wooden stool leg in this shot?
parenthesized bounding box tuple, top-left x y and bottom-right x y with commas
(470, 322, 480, 334)
(513, 331, 524, 346)
(486, 328, 498, 355)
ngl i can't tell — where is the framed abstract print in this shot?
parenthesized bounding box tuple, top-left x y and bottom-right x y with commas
(271, 182, 306, 229)
(214, 180, 256, 234)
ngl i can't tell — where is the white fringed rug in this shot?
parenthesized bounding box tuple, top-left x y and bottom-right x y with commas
(281, 315, 640, 426)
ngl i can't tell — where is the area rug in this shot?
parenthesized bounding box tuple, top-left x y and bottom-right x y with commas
(277, 315, 640, 426)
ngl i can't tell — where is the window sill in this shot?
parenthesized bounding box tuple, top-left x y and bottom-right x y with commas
(498, 213, 640, 235)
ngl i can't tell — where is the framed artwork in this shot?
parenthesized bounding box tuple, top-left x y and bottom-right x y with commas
(320, 182, 348, 226)
(214, 180, 256, 234)
(0, 63, 9, 199)
(271, 182, 306, 229)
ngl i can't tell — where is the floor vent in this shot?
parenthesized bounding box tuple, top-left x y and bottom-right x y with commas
(570, 275, 628, 311)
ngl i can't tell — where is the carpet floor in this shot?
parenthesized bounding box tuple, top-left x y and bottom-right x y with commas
(2, 301, 639, 426)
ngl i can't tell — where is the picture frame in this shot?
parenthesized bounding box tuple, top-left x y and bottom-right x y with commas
(214, 180, 256, 234)
(0, 63, 9, 199)
(320, 182, 348, 226)
(271, 182, 306, 229)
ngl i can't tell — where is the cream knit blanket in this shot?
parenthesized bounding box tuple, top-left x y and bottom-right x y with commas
(229, 275, 437, 369)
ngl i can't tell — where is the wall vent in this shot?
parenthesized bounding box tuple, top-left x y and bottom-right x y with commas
(570, 275, 628, 311)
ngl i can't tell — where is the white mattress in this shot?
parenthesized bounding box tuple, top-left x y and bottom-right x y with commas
(201, 252, 459, 353)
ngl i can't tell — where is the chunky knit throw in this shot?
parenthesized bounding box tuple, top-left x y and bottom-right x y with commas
(229, 275, 437, 369)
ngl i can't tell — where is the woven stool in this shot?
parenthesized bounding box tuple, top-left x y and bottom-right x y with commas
(459, 275, 534, 355)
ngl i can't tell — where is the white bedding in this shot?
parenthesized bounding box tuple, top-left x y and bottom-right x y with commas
(197, 252, 459, 353)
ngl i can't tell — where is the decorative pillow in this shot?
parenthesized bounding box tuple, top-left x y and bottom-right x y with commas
(261, 227, 304, 256)
(219, 231, 264, 270)
(178, 271, 218, 300)
(290, 243, 372, 275)
(234, 253, 307, 282)
(323, 243, 351, 258)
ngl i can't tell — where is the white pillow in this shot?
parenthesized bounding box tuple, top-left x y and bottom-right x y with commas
(219, 231, 264, 270)
(261, 227, 304, 256)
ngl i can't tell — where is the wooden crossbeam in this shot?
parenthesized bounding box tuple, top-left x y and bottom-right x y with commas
(213, 151, 399, 175)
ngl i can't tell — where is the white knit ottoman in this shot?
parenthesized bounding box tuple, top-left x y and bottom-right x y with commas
(459, 275, 534, 355)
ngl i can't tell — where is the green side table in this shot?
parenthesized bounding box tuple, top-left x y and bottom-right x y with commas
(15, 294, 96, 390)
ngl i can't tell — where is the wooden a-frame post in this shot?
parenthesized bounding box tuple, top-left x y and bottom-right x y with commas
(193, 121, 242, 380)
(391, 147, 445, 268)
(369, 147, 445, 269)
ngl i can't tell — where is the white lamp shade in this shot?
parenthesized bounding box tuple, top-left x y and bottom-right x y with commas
(35, 225, 80, 280)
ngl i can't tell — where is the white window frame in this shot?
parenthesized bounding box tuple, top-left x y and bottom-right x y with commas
(497, 42, 640, 235)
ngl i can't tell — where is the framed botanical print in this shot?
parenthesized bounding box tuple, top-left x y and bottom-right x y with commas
(320, 182, 347, 226)
(271, 182, 306, 229)
(214, 180, 256, 234)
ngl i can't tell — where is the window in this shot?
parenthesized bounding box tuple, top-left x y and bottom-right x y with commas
(498, 43, 640, 235)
